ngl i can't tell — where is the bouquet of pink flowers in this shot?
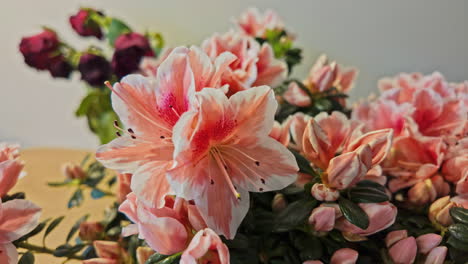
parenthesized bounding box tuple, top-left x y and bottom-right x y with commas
(12, 6, 468, 264)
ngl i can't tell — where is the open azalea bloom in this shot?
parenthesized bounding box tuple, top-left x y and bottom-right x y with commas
(168, 86, 298, 238)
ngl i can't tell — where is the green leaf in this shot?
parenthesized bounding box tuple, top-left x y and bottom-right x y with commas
(448, 224, 468, 242)
(43, 216, 65, 243)
(47, 181, 70, 187)
(91, 188, 106, 199)
(450, 207, 468, 225)
(447, 236, 468, 252)
(315, 98, 333, 111)
(18, 251, 35, 264)
(348, 180, 389, 203)
(107, 18, 132, 46)
(338, 197, 369, 229)
(145, 253, 169, 264)
(145, 253, 181, 264)
(68, 189, 84, 208)
(289, 149, 317, 176)
(53, 244, 86, 257)
(66, 214, 89, 243)
(274, 199, 317, 232)
(15, 219, 49, 243)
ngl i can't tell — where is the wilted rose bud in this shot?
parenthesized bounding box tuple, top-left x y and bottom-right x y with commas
(136, 247, 154, 264)
(19, 30, 60, 70)
(48, 56, 73, 78)
(69, 9, 103, 39)
(78, 53, 112, 87)
(112, 33, 154, 78)
(311, 183, 339, 201)
(62, 163, 87, 180)
(79, 221, 104, 241)
(272, 193, 287, 212)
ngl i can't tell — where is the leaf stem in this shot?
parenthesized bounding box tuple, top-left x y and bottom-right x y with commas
(16, 242, 84, 260)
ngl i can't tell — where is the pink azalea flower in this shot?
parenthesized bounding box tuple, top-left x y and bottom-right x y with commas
(168, 86, 298, 238)
(283, 55, 358, 107)
(180, 228, 230, 264)
(0, 143, 25, 197)
(119, 193, 206, 254)
(269, 117, 292, 146)
(202, 31, 287, 94)
(83, 241, 129, 264)
(96, 46, 236, 208)
(336, 202, 397, 237)
(310, 183, 339, 201)
(236, 8, 284, 38)
(0, 199, 42, 263)
(429, 195, 468, 227)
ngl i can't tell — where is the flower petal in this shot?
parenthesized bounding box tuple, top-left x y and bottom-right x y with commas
(0, 199, 41, 243)
(0, 243, 18, 264)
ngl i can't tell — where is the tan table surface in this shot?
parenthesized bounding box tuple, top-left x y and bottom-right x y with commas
(12, 147, 115, 264)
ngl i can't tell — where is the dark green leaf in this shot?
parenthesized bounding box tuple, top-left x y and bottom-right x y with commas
(450, 207, 468, 225)
(91, 188, 106, 199)
(75, 91, 99, 117)
(68, 189, 84, 208)
(43, 216, 65, 243)
(274, 199, 317, 232)
(2, 192, 26, 201)
(447, 236, 468, 252)
(348, 181, 389, 203)
(289, 149, 317, 176)
(448, 224, 468, 242)
(107, 175, 117, 187)
(15, 218, 50, 243)
(339, 197, 369, 229)
(47, 181, 70, 187)
(66, 214, 89, 243)
(53, 244, 86, 257)
(145, 253, 181, 264)
(315, 98, 333, 111)
(18, 251, 34, 264)
(107, 18, 132, 46)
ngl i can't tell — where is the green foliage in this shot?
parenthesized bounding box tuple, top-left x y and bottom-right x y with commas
(106, 18, 132, 46)
(338, 197, 369, 230)
(348, 180, 389, 203)
(18, 251, 35, 264)
(450, 207, 468, 225)
(145, 253, 181, 264)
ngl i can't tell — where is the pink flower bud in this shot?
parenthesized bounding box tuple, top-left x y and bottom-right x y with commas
(408, 179, 437, 205)
(385, 230, 408, 248)
(345, 129, 393, 167)
(62, 163, 87, 180)
(424, 246, 447, 264)
(428, 196, 456, 227)
(330, 248, 359, 264)
(303, 119, 332, 170)
(388, 237, 417, 264)
(431, 175, 450, 197)
(180, 228, 229, 264)
(309, 206, 335, 232)
(416, 233, 442, 254)
(272, 193, 288, 212)
(79, 221, 104, 241)
(326, 145, 372, 190)
(283, 82, 311, 107)
(136, 247, 154, 264)
(311, 183, 339, 201)
(269, 118, 292, 147)
(93, 240, 127, 261)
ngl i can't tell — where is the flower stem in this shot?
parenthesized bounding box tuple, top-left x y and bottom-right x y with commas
(16, 242, 84, 260)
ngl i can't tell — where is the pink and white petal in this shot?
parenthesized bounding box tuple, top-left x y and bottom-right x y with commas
(96, 137, 173, 174)
(0, 243, 18, 264)
(230, 86, 278, 142)
(289, 113, 312, 151)
(253, 43, 287, 87)
(83, 259, 117, 264)
(345, 129, 393, 166)
(111, 74, 171, 138)
(426, 100, 467, 137)
(121, 224, 139, 237)
(0, 160, 23, 197)
(339, 68, 358, 93)
(130, 161, 173, 208)
(221, 137, 298, 193)
(0, 199, 41, 243)
(315, 111, 351, 155)
(137, 214, 188, 255)
(283, 82, 311, 107)
(211, 52, 238, 88)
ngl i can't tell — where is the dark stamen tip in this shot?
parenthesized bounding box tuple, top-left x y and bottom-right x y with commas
(113, 120, 119, 126)
(261, 178, 265, 184)
(210, 179, 214, 185)
(160, 135, 165, 139)
(116, 131, 121, 137)
(259, 188, 264, 192)
(255, 161, 260, 166)
(128, 128, 134, 133)
(131, 135, 137, 139)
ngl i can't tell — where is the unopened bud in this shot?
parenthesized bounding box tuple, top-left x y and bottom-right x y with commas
(272, 193, 287, 212)
(62, 163, 87, 180)
(79, 221, 104, 241)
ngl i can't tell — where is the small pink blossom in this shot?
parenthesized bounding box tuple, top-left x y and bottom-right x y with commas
(269, 117, 292, 146)
(416, 233, 442, 255)
(424, 246, 447, 264)
(202, 31, 286, 94)
(388, 237, 417, 264)
(0, 143, 25, 197)
(308, 206, 335, 232)
(311, 183, 339, 201)
(385, 230, 408, 248)
(236, 8, 284, 38)
(180, 228, 229, 264)
(330, 248, 359, 264)
(0, 199, 42, 263)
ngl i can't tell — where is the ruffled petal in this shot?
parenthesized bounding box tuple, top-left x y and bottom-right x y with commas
(0, 199, 41, 243)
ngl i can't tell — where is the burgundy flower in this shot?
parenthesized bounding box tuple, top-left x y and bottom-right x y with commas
(69, 9, 103, 39)
(111, 33, 154, 78)
(19, 30, 59, 70)
(48, 56, 73, 78)
(78, 53, 112, 86)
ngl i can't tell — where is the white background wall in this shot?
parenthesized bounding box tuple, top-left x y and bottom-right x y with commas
(1, 0, 468, 148)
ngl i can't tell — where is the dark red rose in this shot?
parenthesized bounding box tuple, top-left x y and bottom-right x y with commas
(111, 33, 154, 78)
(19, 30, 59, 70)
(69, 9, 103, 39)
(78, 53, 112, 87)
(48, 56, 73, 78)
